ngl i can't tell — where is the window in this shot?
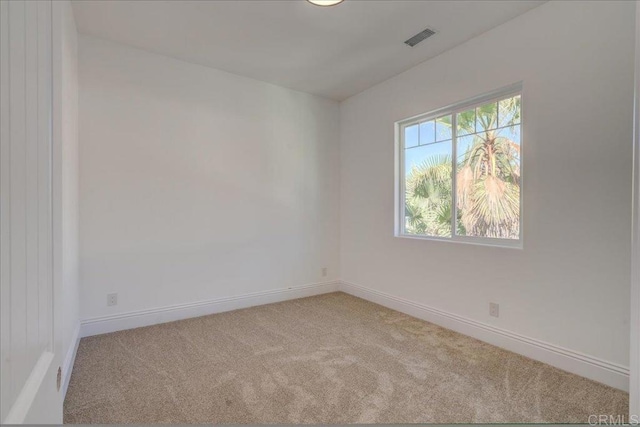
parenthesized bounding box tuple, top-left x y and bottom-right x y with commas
(396, 84, 522, 247)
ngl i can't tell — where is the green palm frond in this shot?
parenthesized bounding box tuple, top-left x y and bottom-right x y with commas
(407, 155, 452, 200)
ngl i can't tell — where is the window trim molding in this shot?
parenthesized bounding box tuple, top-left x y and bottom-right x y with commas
(394, 82, 524, 249)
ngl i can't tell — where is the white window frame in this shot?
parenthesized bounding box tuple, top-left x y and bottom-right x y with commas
(394, 83, 523, 249)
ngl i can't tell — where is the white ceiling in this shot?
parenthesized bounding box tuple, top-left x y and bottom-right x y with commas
(71, 0, 544, 101)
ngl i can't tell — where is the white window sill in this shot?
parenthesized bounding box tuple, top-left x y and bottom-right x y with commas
(395, 233, 523, 250)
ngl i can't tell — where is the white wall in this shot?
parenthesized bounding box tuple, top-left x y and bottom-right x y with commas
(340, 0, 634, 367)
(56, 0, 80, 387)
(78, 36, 340, 320)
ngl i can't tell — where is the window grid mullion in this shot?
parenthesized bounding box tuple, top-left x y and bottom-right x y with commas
(400, 124, 406, 235)
(451, 114, 458, 238)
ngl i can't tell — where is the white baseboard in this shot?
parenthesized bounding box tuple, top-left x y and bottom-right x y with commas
(61, 322, 81, 399)
(80, 280, 340, 338)
(338, 280, 630, 392)
(76, 278, 628, 392)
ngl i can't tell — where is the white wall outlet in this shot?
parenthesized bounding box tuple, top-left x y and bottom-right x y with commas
(321, 267, 327, 277)
(489, 302, 499, 318)
(107, 293, 118, 307)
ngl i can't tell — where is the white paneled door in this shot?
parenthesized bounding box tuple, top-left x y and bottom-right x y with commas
(1, 0, 62, 423)
(632, 1, 640, 417)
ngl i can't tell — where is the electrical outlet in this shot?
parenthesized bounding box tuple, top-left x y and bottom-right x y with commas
(107, 293, 118, 307)
(489, 302, 499, 318)
(321, 267, 327, 277)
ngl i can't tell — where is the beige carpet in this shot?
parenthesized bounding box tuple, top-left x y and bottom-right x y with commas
(64, 292, 628, 424)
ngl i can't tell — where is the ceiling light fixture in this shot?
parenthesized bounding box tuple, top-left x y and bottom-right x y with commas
(307, 0, 344, 6)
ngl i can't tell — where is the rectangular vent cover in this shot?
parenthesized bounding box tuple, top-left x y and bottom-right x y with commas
(404, 28, 436, 47)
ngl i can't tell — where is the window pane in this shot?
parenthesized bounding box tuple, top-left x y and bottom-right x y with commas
(404, 141, 452, 237)
(498, 95, 521, 128)
(436, 115, 452, 141)
(457, 109, 475, 136)
(476, 101, 498, 132)
(455, 125, 520, 239)
(419, 120, 435, 145)
(405, 124, 419, 148)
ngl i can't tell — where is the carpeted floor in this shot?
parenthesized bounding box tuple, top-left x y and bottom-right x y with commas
(64, 292, 628, 424)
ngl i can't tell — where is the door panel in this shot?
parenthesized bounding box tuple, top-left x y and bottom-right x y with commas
(1, 0, 60, 423)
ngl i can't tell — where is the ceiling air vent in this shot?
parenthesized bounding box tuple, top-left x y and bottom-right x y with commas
(404, 28, 436, 47)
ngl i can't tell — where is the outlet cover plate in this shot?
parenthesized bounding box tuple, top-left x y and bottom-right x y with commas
(107, 293, 118, 307)
(489, 302, 499, 318)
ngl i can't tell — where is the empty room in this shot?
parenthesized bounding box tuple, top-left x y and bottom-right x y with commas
(1, 0, 640, 424)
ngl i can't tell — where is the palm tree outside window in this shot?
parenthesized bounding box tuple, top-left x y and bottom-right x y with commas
(396, 84, 522, 247)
